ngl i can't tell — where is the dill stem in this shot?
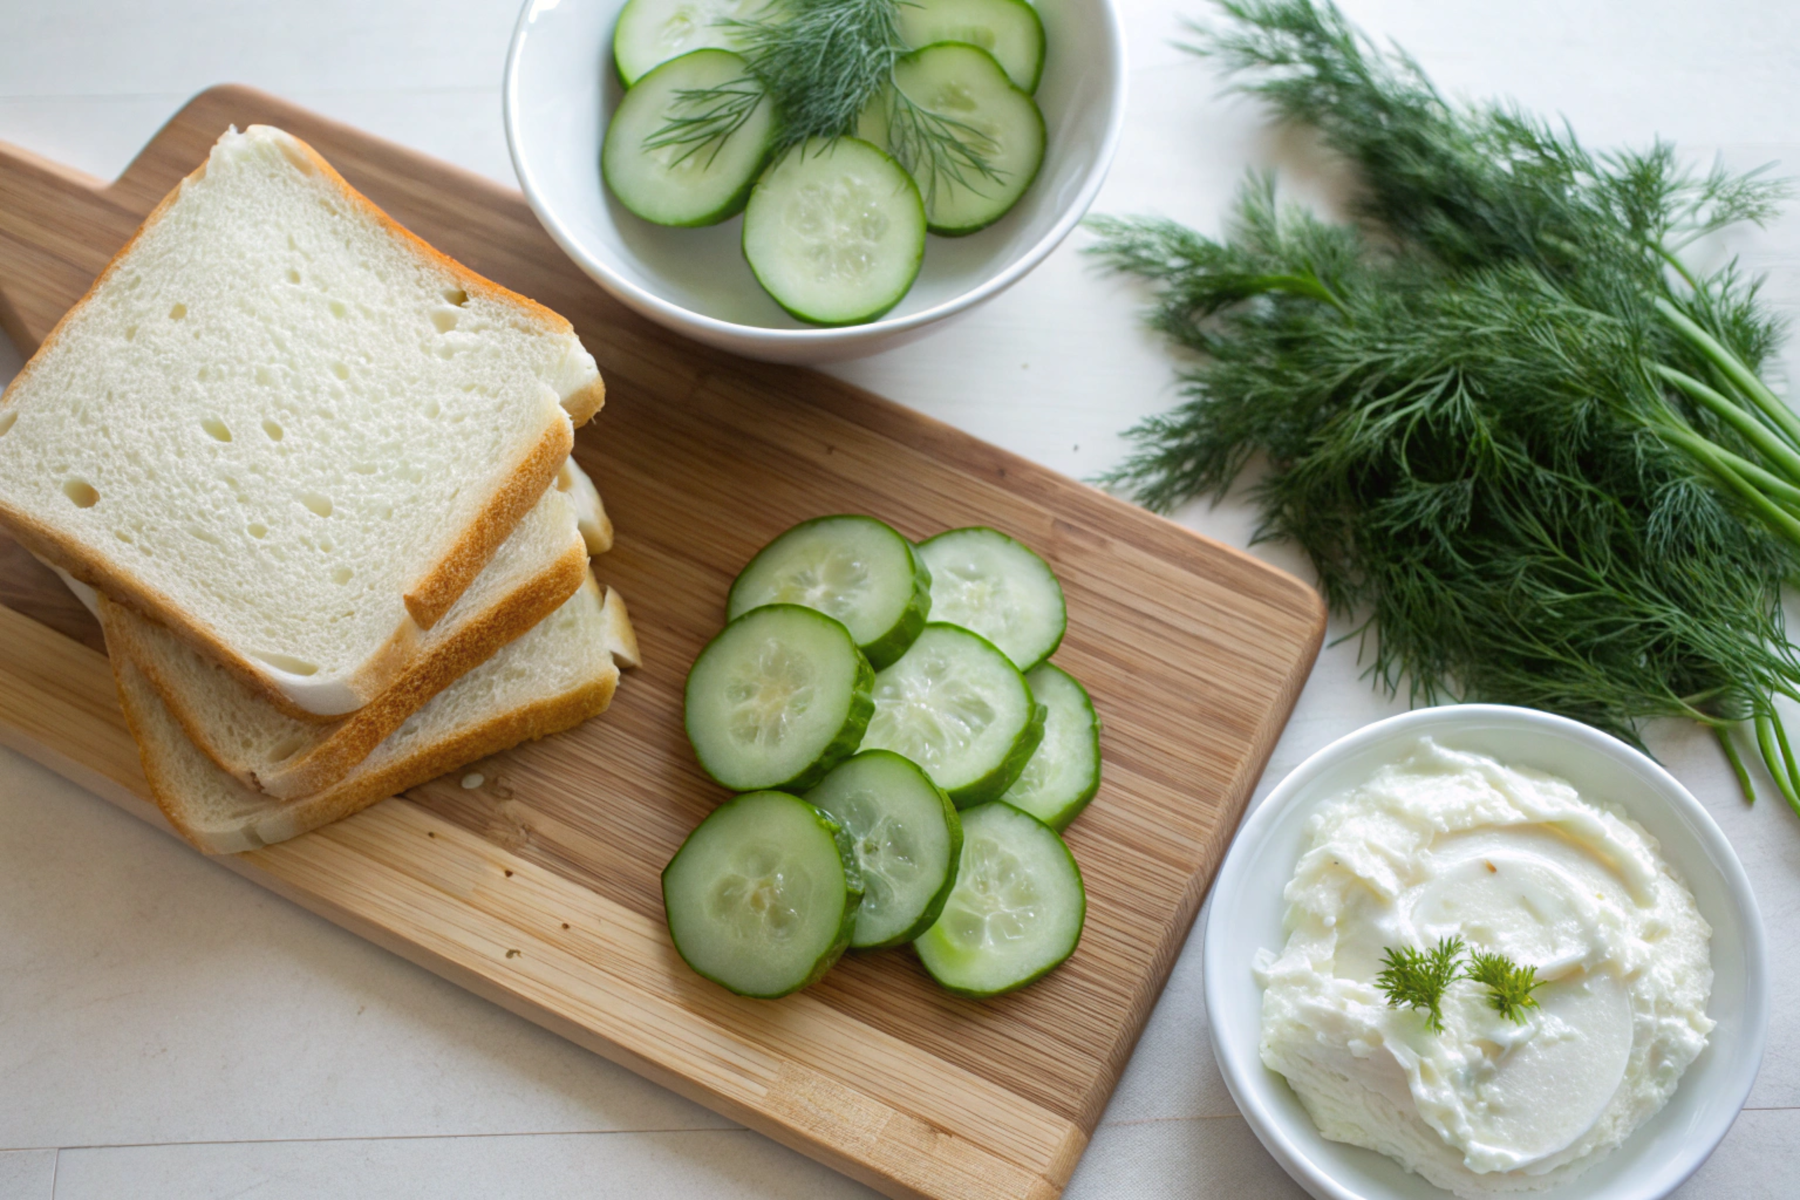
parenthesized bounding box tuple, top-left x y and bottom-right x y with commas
(1663, 428, 1800, 550)
(1651, 364, 1800, 487)
(1755, 713, 1800, 811)
(1714, 722, 1756, 805)
(1657, 298, 1800, 451)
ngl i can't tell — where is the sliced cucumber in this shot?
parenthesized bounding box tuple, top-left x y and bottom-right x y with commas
(742, 137, 927, 326)
(856, 43, 1045, 236)
(1000, 664, 1100, 830)
(805, 750, 962, 948)
(917, 527, 1066, 672)
(896, 0, 1046, 93)
(662, 790, 863, 997)
(914, 801, 1084, 997)
(613, 0, 763, 87)
(860, 623, 1045, 807)
(728, 515, 932, 669)
(684, 604, 873, 792)
(603, 49, 777, 227)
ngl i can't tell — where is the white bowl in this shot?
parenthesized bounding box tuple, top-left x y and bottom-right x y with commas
(503, 0, 1127, 363)
(1204, 704, 1767, 1200)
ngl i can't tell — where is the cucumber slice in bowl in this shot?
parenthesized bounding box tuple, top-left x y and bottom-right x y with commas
(663, 790, 863, 998)
(742, 137, 927, 326)
(603, 49, 776, 227)
(914, 801, 1085, 998)
(684, 604, 873, 792)
(1000, 664, 1101, 830)
(917, 526, 1066, 671)
(728, 515, 932, 669)
(896, 0, 1046, 93)
(612, 0, 764, 87)
(860, 623, 1046, 807)
(856, 43, 1046, 236)
(806, 750, 962, 948)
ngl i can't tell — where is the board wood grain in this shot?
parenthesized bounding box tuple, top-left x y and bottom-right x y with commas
(0, 87, 1325, 1200)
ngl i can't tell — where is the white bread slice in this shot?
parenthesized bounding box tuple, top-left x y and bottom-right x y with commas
(109, 575, 633, 855)
(0, 124, 606, 719)
(102, 483, 588, 799)
(557, 458, 613, 555)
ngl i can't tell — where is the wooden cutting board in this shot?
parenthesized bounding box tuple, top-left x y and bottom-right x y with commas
(0, 86, 1324, 1200)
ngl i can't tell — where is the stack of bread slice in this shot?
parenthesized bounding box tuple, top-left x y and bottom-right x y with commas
(0, 125, 636, 853)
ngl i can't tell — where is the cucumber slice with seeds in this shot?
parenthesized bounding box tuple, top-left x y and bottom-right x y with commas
(663, 790, 862, 998)
(856, 43, 1045, 236)
(914, 801, 1085, 997)
(896, 0, 1046, 93)
(613, 0, 763, 87)
(861, 623, 1045, 807)
(728, 515, 932, 669)
(917, 527, 1066, 671)
(742, 137, 927, 326)
(806, 750, 962, 948)
(603, 50, 777, 227)
(1000, 664, 1100, 830)
(684, 604, 873, 792)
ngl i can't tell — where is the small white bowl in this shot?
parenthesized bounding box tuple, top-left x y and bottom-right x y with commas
(503, 0, 1127, 363)
(1205, 704, 1767, 1200)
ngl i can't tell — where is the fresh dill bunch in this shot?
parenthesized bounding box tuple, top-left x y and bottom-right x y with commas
(1464, 950, 1546, 1024)
(643, 76, 769, 170)
(1087, 1, 1800, 809)
(1376, 936, 1465, 1033)
(649, 0, 1001, 195)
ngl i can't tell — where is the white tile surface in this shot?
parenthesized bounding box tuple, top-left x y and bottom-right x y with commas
(0, 1151, 55, 1200)
(2, 0, 1799, 1195)
(50, 1130, 874, 1200)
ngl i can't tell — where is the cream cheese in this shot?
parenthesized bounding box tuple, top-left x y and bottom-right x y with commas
(1255, 738, 1713, 1195)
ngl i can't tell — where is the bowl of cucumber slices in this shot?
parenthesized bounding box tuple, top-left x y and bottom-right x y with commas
(504, 0, 1126, 361)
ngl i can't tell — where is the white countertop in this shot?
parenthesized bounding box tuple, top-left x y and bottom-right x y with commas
(2, 1, 1797, 1196)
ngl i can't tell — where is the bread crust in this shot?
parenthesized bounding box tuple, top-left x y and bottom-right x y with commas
(0, 124, 606, 714)
(114, 649, 618, 856)
(403, 412, 573, 631)
(102, 527, 589, 799)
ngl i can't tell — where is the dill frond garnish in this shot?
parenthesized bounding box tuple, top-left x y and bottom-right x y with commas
(1464, 951, 1546, 1024)
(643, 79, 770, 169)
(1089, 0, 1800, 816)
(646, 0, 1001, 193)
(1376, 937, 1465, 1034)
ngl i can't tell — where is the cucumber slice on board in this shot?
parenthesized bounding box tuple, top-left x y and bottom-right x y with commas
(684, 604, 873, 792)
(662, 790, 863, 998)
(612, 0, 763, 87)
(860, 623, 1046, 807)
(914, 801, 1085, 998)
(728, 515, 932, 669)
(856, 43, 1046, 236)
(999, 664, 1101, 830)
(602, 50, 776, 227)
(742, 138, 927, 326)
(896, 0, 1046, 93)
(805, 751, 962, 948)
(916, 527, 1066, 672)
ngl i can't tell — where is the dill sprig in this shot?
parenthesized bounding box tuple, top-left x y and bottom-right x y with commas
(1376, 937, 1465, 1033)
(1464, 950, 1546, 1024)
(646, 0, 1001, 195)
(643, 79, 769, 169)
(1088, 0, 1800, 813)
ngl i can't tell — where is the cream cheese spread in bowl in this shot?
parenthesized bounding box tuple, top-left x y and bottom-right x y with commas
(1255, 737, 1713, 1196)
